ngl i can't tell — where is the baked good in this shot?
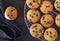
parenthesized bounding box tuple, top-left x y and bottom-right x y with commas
(26, 0, 41, 8)
(44, 28, 58, 41)
(54, 0, 60, 11)
(4, 6, 18, 20)
(55, 14, 60, 27)
(29, 23, 44, 38)
(40, 14, 54, 28)
(40, 1, 53, 14)
(27, 9, 40, 23)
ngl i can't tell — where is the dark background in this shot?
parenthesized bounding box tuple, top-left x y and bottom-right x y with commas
(2, 0, 40, 41)
(1, 0, 60, 41)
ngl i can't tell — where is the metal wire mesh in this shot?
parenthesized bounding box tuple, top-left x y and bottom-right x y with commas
(24, 2, 60, 41)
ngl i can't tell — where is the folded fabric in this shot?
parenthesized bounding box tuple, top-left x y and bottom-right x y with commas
(0, 25, 16, 40)
(0, 0, 23, 41)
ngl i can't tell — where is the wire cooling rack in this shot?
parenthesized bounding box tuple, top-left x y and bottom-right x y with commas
(24, 0, 60, 41)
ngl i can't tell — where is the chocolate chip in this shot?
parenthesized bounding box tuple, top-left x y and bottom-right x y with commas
(57, 19, 59, 20)
(37, 3, 39, 5)
(35, 31, 38, 33)
(29, 14, 31, 16)
(35, 9, 37, 11)
(33, 25, 37, 28)
(50, 32, 52, 34)
(46, 31, 48, 34)
(45, 23, 48, 25)
(39, 29, 42, 32)
(31, 16, 34, 18)
(54, 35, 56, 37)
(11, 8, 15, 11)
(57, 19, 60, 20)
(33, 0, 38, 3)
(36, 34, 39, 37)
(47, 21, 52, 24)
(7, 15, 9, 16)
(42, 16, 45, 20)
(12, 9, 15, 12)
(44, 21, 51, 25)
(41, 2, 43, 4)
(47, 21, 50, 24)
(11, 15, 13, 16)
(46, 6, 50, 8)
(47, 33, 48, 35)
(36, 14, 38, 16)
(57, 4, 58, 6)
(57, 7, 60, 8)
(37, 34, 39, 35)
(30, 19, 32, 22)
(44, 21, 46, 23)
(56, 2, 58, 3)
(33, 13, 35, 15)
(35, 34, 38, 37)
(32, 6, 34, 7)
(35, 28, 37, 30)
(33, 30, 35, 32)
(50, 36, 52, 38)
(48, 11, 50, 13)
(29, 3, 32, 5)
(47, 20, 52, 24)
(10, 17, 13, 19)
(11, 10, 13, 12)
(11, 10, 14, 12)
(50, 21, 52, 24)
